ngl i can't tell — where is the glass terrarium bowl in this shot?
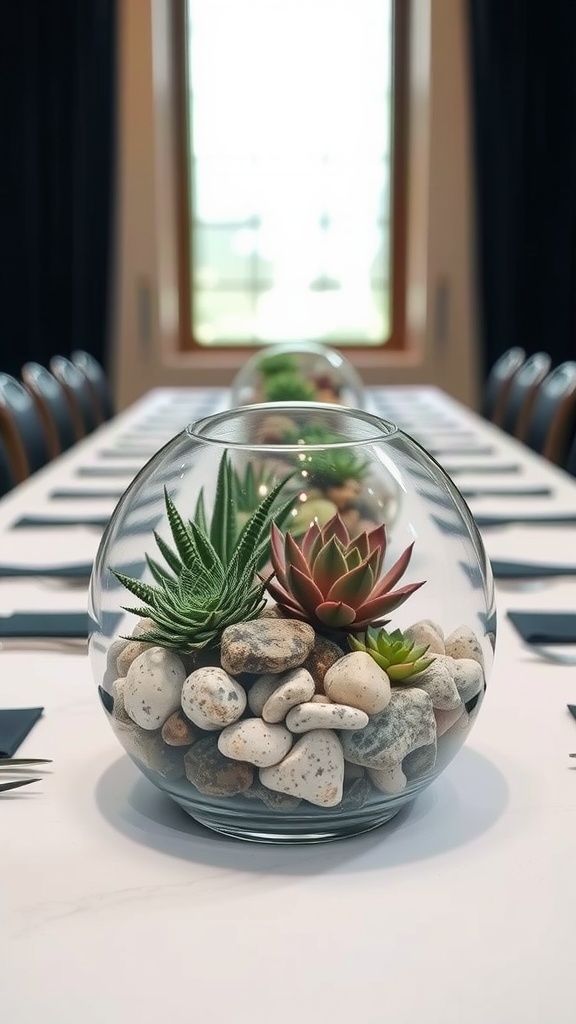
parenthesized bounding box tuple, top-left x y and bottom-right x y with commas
(89, 403, 496, 844)
(230, 341, 365, 409)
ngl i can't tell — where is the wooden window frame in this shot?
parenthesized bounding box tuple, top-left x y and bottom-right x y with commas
(172, 0, 409, 354)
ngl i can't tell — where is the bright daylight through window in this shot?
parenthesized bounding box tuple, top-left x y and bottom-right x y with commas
(184, 0, 395, 348)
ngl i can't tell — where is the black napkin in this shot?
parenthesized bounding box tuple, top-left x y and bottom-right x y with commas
(443, 463, 522, 476)
(428, 445, 496, 457)
(491, 560, 576, 580)
(97, 448, 161, 460)
(0, 610, 122, 639)
(508, 611, 576, 645)
(75, 466, 143, 478)
(0, 708, 43, 757)
(460, 487, 552, 499)
(476, 513, 576, 528)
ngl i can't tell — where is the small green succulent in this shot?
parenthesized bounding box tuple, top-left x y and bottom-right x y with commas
(264, 372, 316, 403)
(349, 626, 434, 681)
(303, 448, 370, 488)
(259, 353, 298, 378)
(111, 453, 293, 653)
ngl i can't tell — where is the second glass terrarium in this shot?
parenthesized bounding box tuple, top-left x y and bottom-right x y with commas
(231, 341, 365, 408)
(90, 403, 495, 843)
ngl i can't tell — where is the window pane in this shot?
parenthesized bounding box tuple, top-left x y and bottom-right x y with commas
(186, 0, 394, 347)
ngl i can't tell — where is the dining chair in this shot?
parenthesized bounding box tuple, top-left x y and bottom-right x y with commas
(0, 373, 49, 482)
(500, 351, 552, 440)
(523, 361, 576, 464)
(71, 350, 114, 422)
(21, 362, 78, 458)
(482, 347, 525, 425)
(0, 434, 15, 497)
(49, 355, 100, 438)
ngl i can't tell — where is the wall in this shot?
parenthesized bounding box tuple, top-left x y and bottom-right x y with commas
(113, 0, 480, 409)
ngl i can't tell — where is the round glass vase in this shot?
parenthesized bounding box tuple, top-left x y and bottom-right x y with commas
(89, 403, 495, 844)
(230, 341, 365, 409)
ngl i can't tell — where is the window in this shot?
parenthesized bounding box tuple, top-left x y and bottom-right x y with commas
(176, 0, 407, 349)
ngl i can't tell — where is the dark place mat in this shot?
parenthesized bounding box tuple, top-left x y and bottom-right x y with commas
(0, 708, 44, 757)
(491, 560, 576, 580)
(0, 611, 122, 639)
(508, 610, 576, 645)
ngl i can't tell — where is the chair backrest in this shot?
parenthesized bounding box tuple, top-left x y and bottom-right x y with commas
(501, 352, 552, 440)
(483, 347, 526, 424)
(49, 355, 100, 437)
(71, 350, 114, 421)
(524, 361, 576, 464)
(0, 433, 15, 498)
(21, 362, 78, 458)
(0, 373, 49, 482)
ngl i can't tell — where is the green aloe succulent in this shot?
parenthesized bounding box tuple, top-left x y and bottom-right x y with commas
(303, 448, 370, 488)
(264, 372, 316, 403)
(111, 454, 293, 653)
(265, 512, 425, 633)
(349, 626, 434, 681)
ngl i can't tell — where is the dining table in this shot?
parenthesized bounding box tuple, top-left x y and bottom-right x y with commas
(1, 384, 575, 1024)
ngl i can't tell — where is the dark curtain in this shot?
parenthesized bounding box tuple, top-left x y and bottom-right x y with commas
(468, 0, 576, 379)
(0, 0, 116, 378)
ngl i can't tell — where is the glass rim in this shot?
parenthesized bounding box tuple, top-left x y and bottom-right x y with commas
(186, 401, 399, 451)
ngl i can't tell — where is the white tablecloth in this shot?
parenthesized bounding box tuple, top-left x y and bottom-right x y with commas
(0, 386, 575, 1024)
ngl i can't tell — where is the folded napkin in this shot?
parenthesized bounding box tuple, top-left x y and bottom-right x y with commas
(476, 513, 576, 528)
(443, 463, 522, 476)
(428, 445, 496, 457)
(75, 466, 143, 478)
(97, 448, 161, 460)
(460, 487, 552, 499)
(0, 708, 43, 757)
(491, 560, 576, 580)
(0, 610, 122, 639)
(13, 514, 110, 529)
(508, 611, 576, 645)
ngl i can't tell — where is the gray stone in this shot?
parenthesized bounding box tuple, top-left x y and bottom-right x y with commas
(220, 618, 315, 675)
(444, 626, 485, 669)
(412, 658, 461, 710)
(261, 667, 315, 723)
(260, 730, 345, 807)
(326, 774, 373, 811)
(402, 740, 437, 780)
(452, 658, 484, 702)
(117, 639, 154, 678)
(243, 781, 301, 811)
(218, 718, 293, 768)
(184, 736, 254, 796)
(124, 647, 186, 730)
(181, 667, 246, 731)
(112, 718, 185, 780)
(324, 651, 391, 715)
(111, 677, 132, 725)
(103, 638, 128, 690)
(285, 701, 369, 733)
(434, 705, 466, 736)
(247, 674, 282, 716)
(340, 687, 436, 771)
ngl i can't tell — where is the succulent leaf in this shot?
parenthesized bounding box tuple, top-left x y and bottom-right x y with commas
(349, 626, 434, 682)
(264, 512, 425, 633)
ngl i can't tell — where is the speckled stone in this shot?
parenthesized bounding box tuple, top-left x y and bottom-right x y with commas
(181, 667, 246, 730)
(302, 635, 344, 693)
(260, 730, 345, 807)
(368, 765, 407, 794)
(124, 647, 186, 730)
(311, 694, 333, 704)
(218, 718, 293, 767)
(220, 618, 315, 675)
(403, 620, 445, 656)
(247, 674, 281, 716)
(161, 709, 198, 746)
(131, 617, 157, 638)
(444, 626, 485, 669)
(412, 657, 461, 710)
(261, 667, 315, 723)
(340, 687, 436, 771)
(452, 658, 484, 702)
(285, 701, 369, 733)
(402, 740, 437, 780)
(324, 651, 391, 715)
(103, 638, 128, 689)
(184, 736, 254, 796)
(111, 678, 132, 725)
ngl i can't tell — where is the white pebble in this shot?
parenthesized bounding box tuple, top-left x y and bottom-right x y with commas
(218, 719, 293, 767)
(285, 701, 369, 733)
(261, 667, 315, 723)
(182, 667, 246, 730)
(324, 651, 391, 715)
(260, 730, 344, 807)
(124, 646, 186, 730)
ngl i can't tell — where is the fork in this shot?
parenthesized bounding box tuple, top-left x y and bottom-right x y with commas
(0, 757, 52, 794)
